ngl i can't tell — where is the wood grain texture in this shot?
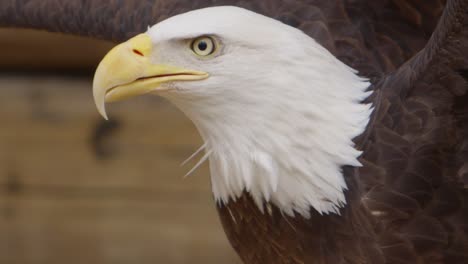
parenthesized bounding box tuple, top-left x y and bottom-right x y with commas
(0, 76, 241, 264)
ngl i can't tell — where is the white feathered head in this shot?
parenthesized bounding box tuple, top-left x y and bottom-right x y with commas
(93, 6, 372, 217)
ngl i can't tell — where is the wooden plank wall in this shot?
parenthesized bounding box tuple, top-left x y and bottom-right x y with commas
(0, 29, 241, 264)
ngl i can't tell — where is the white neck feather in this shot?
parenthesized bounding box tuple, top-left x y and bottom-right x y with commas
(162, 18, 372, 218)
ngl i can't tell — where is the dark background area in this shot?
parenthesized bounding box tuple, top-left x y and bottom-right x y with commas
(0, 28, 240, 264)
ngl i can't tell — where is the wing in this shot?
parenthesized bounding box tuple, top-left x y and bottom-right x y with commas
(0, 0, 195, 41)
(0, 0, 444, 73)
(359, 0, 468, 262)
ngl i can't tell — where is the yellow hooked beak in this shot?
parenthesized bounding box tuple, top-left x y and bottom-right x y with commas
(93, 33, 209, 119)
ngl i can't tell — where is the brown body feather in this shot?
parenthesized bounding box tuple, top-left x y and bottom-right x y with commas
(1, 0, 467, 263)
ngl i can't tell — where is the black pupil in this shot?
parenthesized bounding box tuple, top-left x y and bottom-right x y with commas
(198, 41, 208, 51)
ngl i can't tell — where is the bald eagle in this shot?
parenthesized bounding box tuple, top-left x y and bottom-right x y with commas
(1, 0, 468, 263)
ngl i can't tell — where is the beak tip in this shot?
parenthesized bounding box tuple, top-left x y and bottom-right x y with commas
(100, 110, 109, 121)
(96, 102, 109, 120)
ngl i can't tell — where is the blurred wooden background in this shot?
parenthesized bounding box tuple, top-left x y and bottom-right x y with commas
(0, 29, 240, 264)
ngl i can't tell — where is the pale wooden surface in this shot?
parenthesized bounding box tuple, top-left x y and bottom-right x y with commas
(0, 29, 241, 264)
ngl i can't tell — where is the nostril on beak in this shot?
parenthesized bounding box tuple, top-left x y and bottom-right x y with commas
(132, 49, 144, 56)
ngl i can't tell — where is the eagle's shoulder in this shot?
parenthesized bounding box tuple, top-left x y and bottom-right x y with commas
(357, 1, 468, 262)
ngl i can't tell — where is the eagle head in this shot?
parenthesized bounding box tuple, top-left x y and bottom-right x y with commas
(93, 6, 372, 218)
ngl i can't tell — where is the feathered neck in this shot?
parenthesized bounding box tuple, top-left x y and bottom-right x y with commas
(164, 36, 372, 218)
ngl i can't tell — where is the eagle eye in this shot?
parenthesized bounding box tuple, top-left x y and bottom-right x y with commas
(191, 36, 216, 56)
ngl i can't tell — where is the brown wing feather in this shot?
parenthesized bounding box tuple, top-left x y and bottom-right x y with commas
(0, 0, 205, 41)
(359, 0, 468, 263)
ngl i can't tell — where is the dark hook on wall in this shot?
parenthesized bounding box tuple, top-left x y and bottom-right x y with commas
(89, 118, 121, 160)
